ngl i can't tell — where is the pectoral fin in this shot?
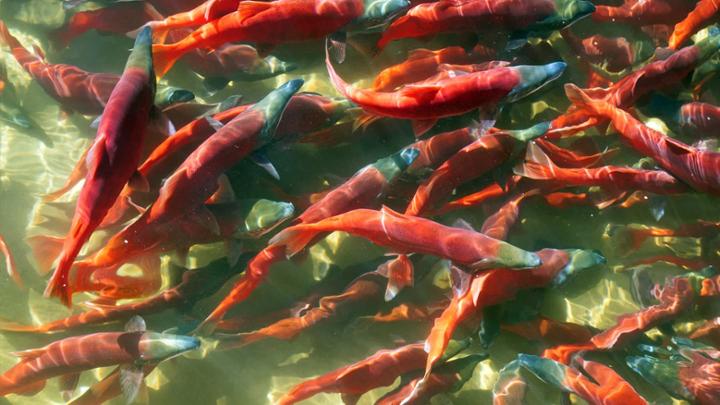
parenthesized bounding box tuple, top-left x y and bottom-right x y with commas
(120, 365, 145, 404)
(249, 152, 280, 180)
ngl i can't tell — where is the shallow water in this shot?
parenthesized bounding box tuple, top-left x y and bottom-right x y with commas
(0, 0, 719, 404)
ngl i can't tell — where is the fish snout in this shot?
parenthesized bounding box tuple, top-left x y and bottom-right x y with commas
(507, 62, 566, 102)
(255, 79, 305, 141)
(138, 332, 201, 362)
(554, 0, 596, 25)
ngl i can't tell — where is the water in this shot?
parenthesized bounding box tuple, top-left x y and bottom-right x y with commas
(1, 0, 719, 404)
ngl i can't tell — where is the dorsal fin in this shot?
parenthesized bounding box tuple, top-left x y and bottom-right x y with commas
(235, 1, 273, 22)
(11, 347, 47, 359)
(406, 48, 437, 61)
(125, 315, 146, 332)
(664, 138, 694, 155)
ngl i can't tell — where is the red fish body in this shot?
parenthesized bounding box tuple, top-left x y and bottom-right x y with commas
(377, 0, 594, 51)
(152, 0, 366, 76)
(515, 142, 689, 196)
(562, 31, 635, 73)
(591, 0, 694, 26)
(372, 45, 494, 91)
(0, 326, 198, 397)
(670, 0, 720, 49)
(144, 0, 242, 43)
(51, 1, 163, 48)
(566, 84, 720, 194)
(678, 101, 720, 135)
(46, 28, 156, 305)
(271, 206, 542, 268)
(277, 343, 428, 405)
(0, 22, 118, 115)
(405, 123, 548, 216)
(407, 127, 478, 174)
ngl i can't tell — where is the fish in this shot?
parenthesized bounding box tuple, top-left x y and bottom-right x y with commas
(419, 249, 604, 394)
(433, 176, 524, 215)
(605, 220, 720, 253)
(404, 122, 549, 216)
(591, 0, 695, 27)
(628, 344, 720, 404)
(0, 234, 22, 289)
(277, 339, 470, 405)
(566, 83, 720, 195)
(0, 257, 246, 334)
(372, 45, 495, 91)
(166, 28, 298, 92)
(669, 1, 720, 49)
(376, 0, 595, 52)
(270, 206, 543, 269)
(151, 0, 410, 76)
(0, 64, 52, 146)
(500, 316, 594, 345)
(71, 199, 294, 300)
(195, 146, 419, 333)
(507, 354, 648, 405)
(514, 142, 689, 196)
(51, 1, 164, 49)
(645, 95, 720, 137)
(480, 189, 539, 240)
(138, 0, 242, 43)
(406, 125, 480, 175)
(0, 316, 198, 400)
(45, 27, 157, 306)
(328, 44, 566, 136)
(561, 31, 636, 74)
(377, 354, 485, 405)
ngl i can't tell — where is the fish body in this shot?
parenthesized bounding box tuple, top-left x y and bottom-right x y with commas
(46, 28, 156, 305)
(144, 0, 242, 42)
(377, 0, 595, 51)
(669, 0, 720, 49)
(591, 0, 694, 26)
(406, 127, 478, 174)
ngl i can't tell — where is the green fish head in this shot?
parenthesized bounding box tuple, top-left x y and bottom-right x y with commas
(626, 355, 692, 400)
(536, 0, 595, 31)
(253, 79, 304, 143)
(262, 56, 298, 76)
(138, 332, 201, 362)
(552, 249, 606, 287)
(126, 26, 154, 78)
(240, 199, 295, 238)
(494, 243, 542, 269)
(695, 26, 720, 62)
(517, 354, 569, 389)
(356, 0, 410, 28)
(373, 147, 420, 181)
(155, 87, 195, 109)
(506, 121, 552, 142)
(507, 62, 566, 102)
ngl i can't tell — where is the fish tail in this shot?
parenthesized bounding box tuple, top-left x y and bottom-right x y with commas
(563, 83, 614, 119)
(25, 234, 64, 275)
(0, 21, 22, 49)
(45, 221, 95, 306)
(268, 224, 321, 257)
(324, 40, 353, 100)
(513, 142, 561, 180)
(0, 317, 43, 333)
(152, 43, 183, 77)
(196, 279, 259, 335)
(0, 235, 22, 289)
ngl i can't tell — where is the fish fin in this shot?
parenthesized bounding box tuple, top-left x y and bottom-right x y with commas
(203, 76, 231, 94)
(206, 174, 235, 204)
(411, 119, 438, 137)
(353, 112, 381, 132)
(190, 205, 221, 236)
(226, 240, 244, 267)
(59, 372, 80, 401)
(649, 196, 666, 221)
(406, 48, 437, 61)
(513, 142, 558, 180)
(249, 152, 280, 180)
(437, 64, 471, 78)
(664, 138, 694, 155)
(14, 380, 46, 396)
(25, 234, 63, 275)
(31, 44, 46, 61)
(42, 146, 90, 202)
(125, 315, 146, 332)
(12, 347, 48, 359)
(468, 119, 496, 139)
(450, 265, 472, 298)
(452, 218, 477, 232)
(564, 83, 611, 118)
(204, 0, 228, 20)
(376, 254, 414, 301)
(120, 365, 144, 404)
(329, 31, 347, 64)
(268, 224, 320, 257)
(205, 115, 225, 132)
(90, 114, 102, 129)
(236, 1, 273, 22)
(127, 171, 150, 193)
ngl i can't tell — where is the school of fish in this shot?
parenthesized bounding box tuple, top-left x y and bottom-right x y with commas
(0, 0, 720, 403)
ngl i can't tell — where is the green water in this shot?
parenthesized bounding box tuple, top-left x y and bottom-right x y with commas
(0, 0, 719, 404)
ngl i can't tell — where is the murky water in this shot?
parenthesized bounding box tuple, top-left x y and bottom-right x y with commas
(1, 0, 719, 404)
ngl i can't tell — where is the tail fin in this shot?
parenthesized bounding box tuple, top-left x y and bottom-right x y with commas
(44, 221, 95, 306)
(25, 234, 64, 275)
(268, 224, 322, 257)
(0, 235, 23, 289)
(0, 21, 23, 49)
(376, 254, 414, 301)
(564, 83, 614, 118)
(513, 142, 561, 180)
(43, 146, 89, 202)
(152, 43, 182, 78)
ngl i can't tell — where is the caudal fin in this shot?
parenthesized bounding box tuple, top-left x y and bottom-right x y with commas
(152, 43, 182, 78)
(513, 142, 561, 180)
(268, 224, 323, 257)
(0, 235, 23, 289)
(564, 83, 614, 119)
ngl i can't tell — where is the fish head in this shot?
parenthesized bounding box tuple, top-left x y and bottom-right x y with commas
(126, 26, 155, 83)
(626, 355, 691, 400)
(506, 121, 552, 142)
(240, 199, 295, 238)
(327, 97, 355, 124)
(373, 147, 420, 181)
(551, 249, 606, 286)
(355, 0, 410, 29)
(516, 354, 569, 388)
(535, 0, 595, 31)
(253, 79, 304, 144)
(507, 62, 566, 102)
(694, 26, 720, 62)
(137, 332, 201, 362)
(247, 56, 298, 79)
(155, 87, 195, 109)
(491, 242, 543, 270)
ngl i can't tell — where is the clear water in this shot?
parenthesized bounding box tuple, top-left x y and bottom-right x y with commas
(0, 0, 718, 404)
